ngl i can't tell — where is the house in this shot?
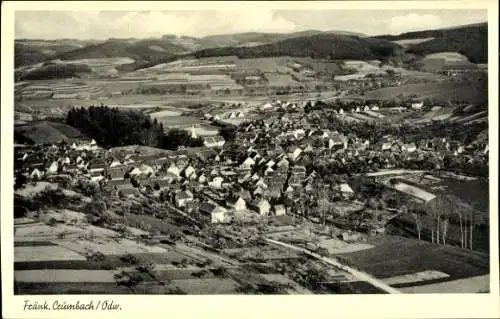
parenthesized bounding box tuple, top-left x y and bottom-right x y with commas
(106, 178, 132, 189)
(329, 135, 347, 150)
(255, 178, 268, 189)
(30, 168, 43, 179)
(235, 188, 250, 200)
(228, 197, 247, 211)
(264, 166, 274, 176)
(341, 231, 362, 242)
(195, 172, 207, 184)
(381, 142, 392, 151)
(265, 159, 276, 168)
(90, 174, 105, 183)
(167, 163, 180, 177)
(199, 202, 229, 223)
(240, 157, 255, 169)
(339, 183, 355, 199)
(411, 101, 424, 110)
(250, 199, 271, 216)
(204, 136, 226, 148)
(119, 187, 141, 197)
(176, 190, 194, 208)
(209, 176, 224, 189)
(402, 143, 417, 153)
(136, 164, 155, 176)
(391, 143, 401, 153)
(109, 158, 122, 167)
(274, 205, 286, 216)
(183, 165, 196, 179)
(293, 129, 306, 140)
(46, 161, 58, 174)
(288, 147, 302, 161)
(107, 165, 128, 180)
(88, 160, 106, 173)
(276, 158, 289, 170)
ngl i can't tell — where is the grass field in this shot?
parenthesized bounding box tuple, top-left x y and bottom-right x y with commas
(358, 80, 487, 105)
(15, 121, 84, 144)
(337, 236, 489, 289)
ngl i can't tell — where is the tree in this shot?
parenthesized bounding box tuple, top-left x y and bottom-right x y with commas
(14, 173, 27, 190)
(219, 126, 237, 142)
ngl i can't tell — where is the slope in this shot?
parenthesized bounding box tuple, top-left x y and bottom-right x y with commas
(374, 23, 487, 63)
(192, 34, 402, 61)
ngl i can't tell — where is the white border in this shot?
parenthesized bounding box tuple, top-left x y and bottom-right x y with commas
(2, 2, 499, 319)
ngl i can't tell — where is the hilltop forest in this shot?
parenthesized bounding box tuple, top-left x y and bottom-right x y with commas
(66, 105, 203, 150)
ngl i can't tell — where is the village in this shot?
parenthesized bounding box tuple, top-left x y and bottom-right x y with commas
(15, 97, 489, 238)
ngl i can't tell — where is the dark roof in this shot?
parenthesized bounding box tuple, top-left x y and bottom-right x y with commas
(199, 202, 217, 214)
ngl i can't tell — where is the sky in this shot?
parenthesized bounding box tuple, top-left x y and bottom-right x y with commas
(15, 9, 488, 40)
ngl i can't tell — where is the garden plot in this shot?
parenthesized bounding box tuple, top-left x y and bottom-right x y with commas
(15, 245, 86, 262)
(222, 246, 299, 261)
(15, 269, 116, 283)
(14, 223, 105, 242)
(264, 73, 299, 86)
(38, 209, 87, 225)
(56, 237, 168, 256)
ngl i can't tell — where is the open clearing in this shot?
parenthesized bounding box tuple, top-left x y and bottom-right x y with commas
(392, 182, 436, 202)
(393, 37, 434, 47)
(15, 269, 116, 283)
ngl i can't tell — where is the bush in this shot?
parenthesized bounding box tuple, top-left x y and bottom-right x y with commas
(120, 254, 140, 265)
(46, 217, 58, 227)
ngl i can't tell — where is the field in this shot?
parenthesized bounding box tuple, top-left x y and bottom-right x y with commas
(357, 80, 487, 105)
(14, 121, 84, 144)
(264, 73, 299, 87)
(14, 207, 321, 295)
(337, 236, 489, 293)
(419, 52, 477, 72)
